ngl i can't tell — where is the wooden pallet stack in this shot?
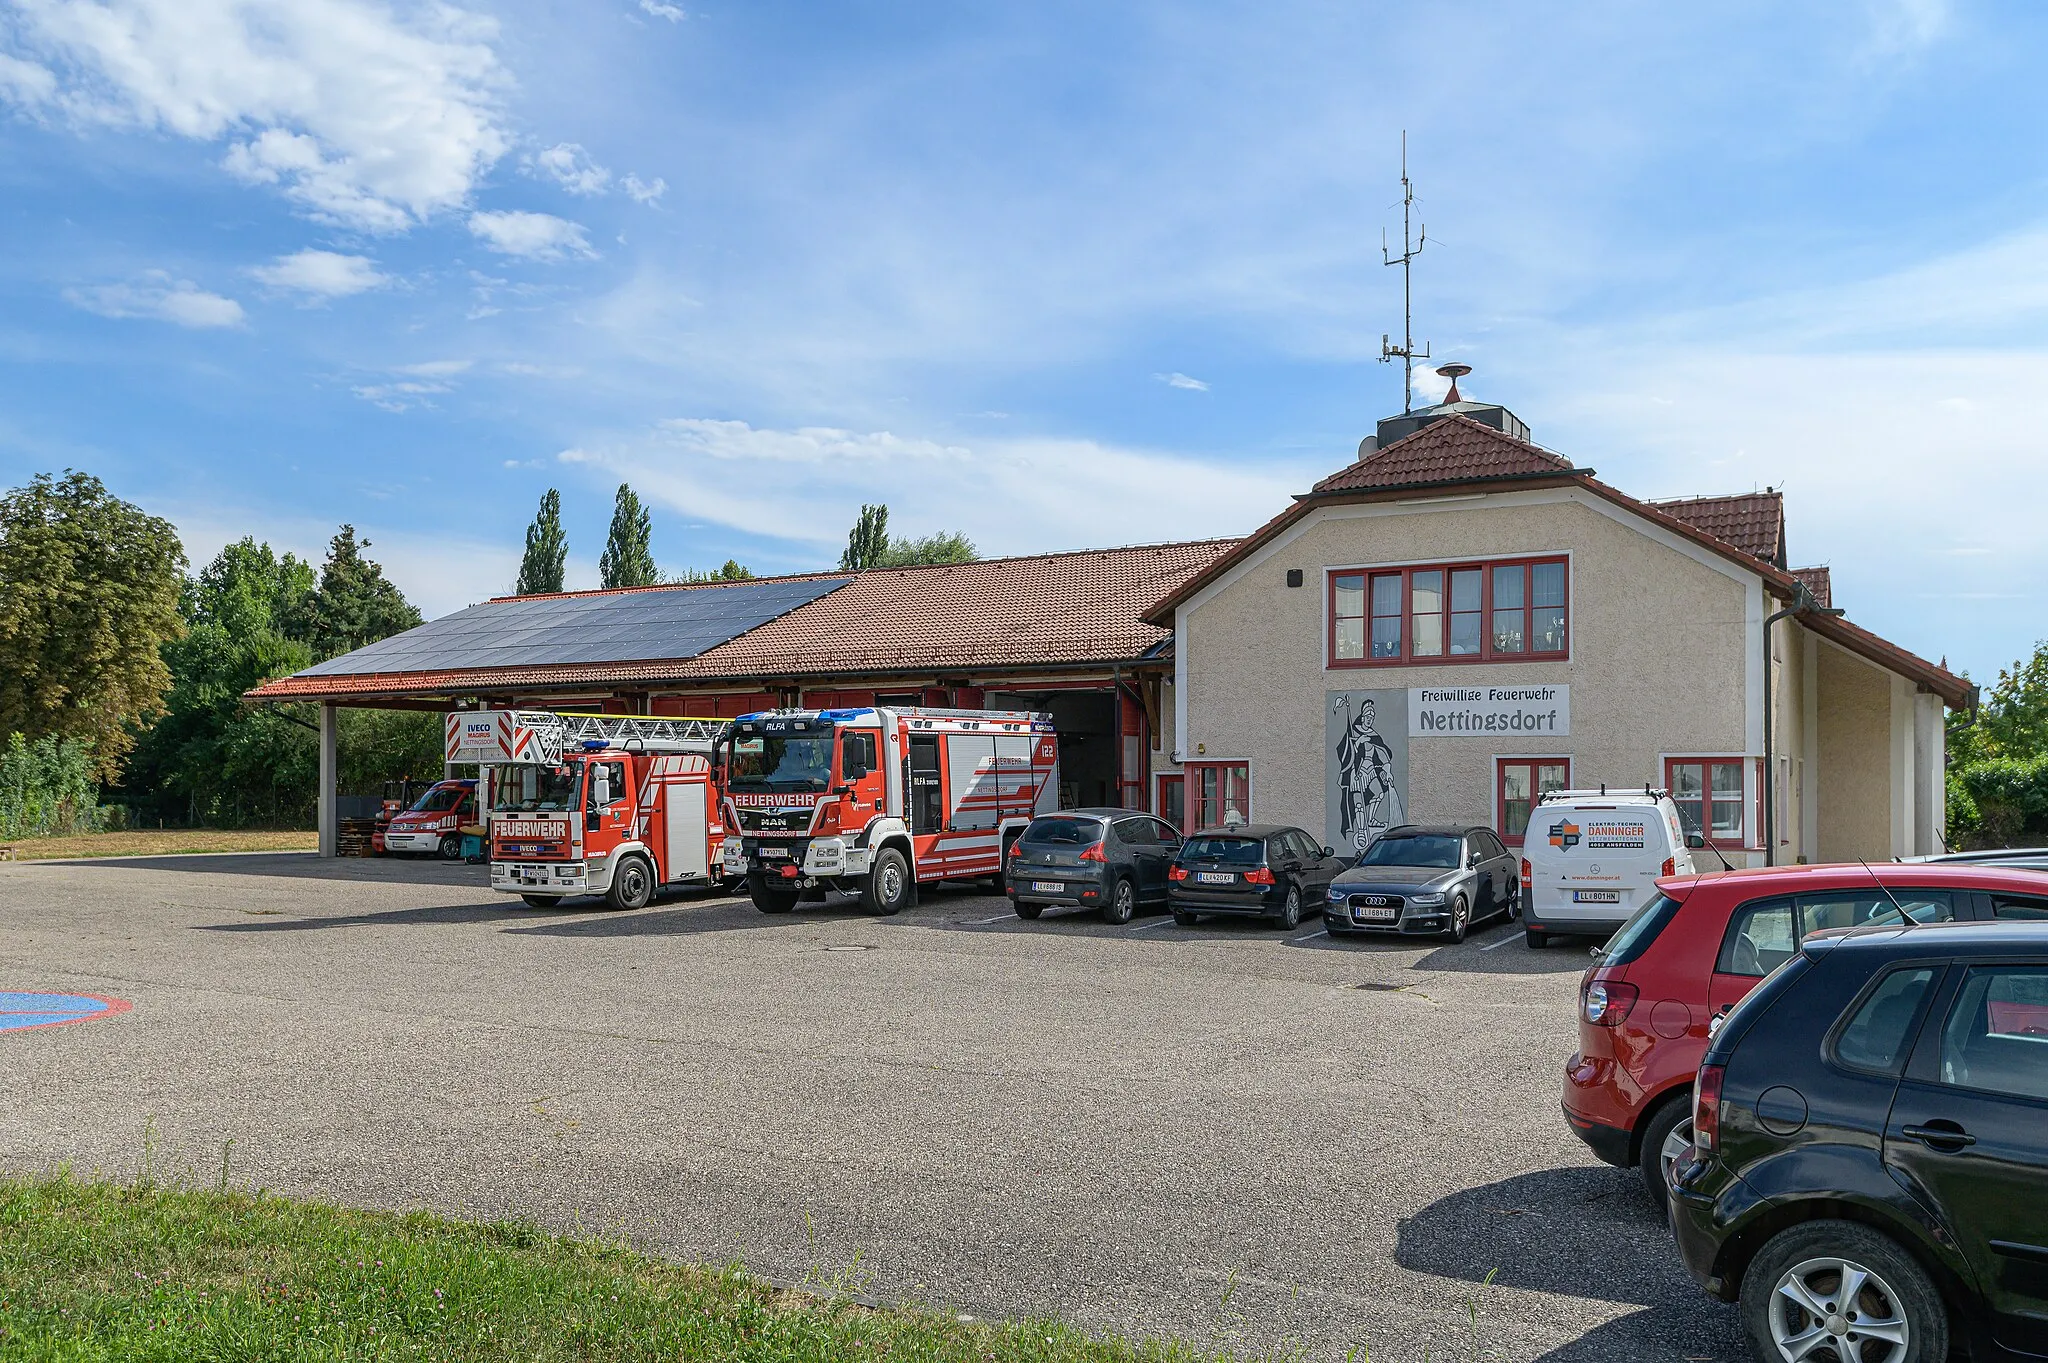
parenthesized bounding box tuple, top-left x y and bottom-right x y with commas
(336, 816, 381, 857)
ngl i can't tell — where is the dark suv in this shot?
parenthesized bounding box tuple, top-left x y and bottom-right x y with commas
(1007, 809, 1183, 924)
(1670, 919, 2048, 1363)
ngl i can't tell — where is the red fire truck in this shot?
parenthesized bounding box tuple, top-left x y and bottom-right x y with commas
(717, 706, 1060, 916)
(446, 710, 731, 911)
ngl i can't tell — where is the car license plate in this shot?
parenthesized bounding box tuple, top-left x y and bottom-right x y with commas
(1195, 871, 1234, 885)
(1030, 881, 1063, 893)
(1574, 890, 1621, 903)
(1354, 904, 1399, 923)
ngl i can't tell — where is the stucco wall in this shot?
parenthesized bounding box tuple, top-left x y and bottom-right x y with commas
(1814, 639, 1894, 862)
(1181, 489, 1756, 840)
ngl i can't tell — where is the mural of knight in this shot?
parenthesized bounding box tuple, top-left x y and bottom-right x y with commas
(1326, 690, 1408, 854)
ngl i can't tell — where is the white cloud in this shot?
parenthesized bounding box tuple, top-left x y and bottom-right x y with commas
(351, 379, 450, 412)
(2, 0, 509, 231)
(394, 358, 471, 377)
(1155, 372, 1208, 392)
(529, 142, 610, 196)
(1406, 364, 1454, 404)
(468, 209, 595, 261)
(248, 248, 386, 298)
(557, 417, 1309, 556)
(637, 0, 686, 21)
(65, 270, 244, 327)
(621, 172, 666, 204)
(0, 51, 57, 102)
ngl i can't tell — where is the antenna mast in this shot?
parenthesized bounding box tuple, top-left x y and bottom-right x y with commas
(1379, 131, 1429, 413)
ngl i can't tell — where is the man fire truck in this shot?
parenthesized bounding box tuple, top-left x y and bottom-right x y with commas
(718, 706, 1059, 916)
(445, 710, 730, 911)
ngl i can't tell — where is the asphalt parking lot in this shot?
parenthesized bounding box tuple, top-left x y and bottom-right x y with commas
(0, 853, 1740, 1361)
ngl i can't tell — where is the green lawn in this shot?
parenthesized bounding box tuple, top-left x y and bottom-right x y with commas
(0, 1176, 1226, 1362)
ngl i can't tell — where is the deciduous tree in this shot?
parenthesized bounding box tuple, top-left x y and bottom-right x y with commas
(599, 484, 658, 588)
(0, 471, 185, 778)
(516, 489, 568, 596)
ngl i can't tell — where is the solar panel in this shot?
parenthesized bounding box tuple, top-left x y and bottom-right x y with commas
(298, 577, 851, 676)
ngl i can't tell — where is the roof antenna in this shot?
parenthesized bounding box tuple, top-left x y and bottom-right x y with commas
(1379, 131, 1430, 414)
(1861, 861, 1918, 929)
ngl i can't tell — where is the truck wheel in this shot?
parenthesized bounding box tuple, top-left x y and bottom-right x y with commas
(519, 894, 561, 909)
(1525, 926, 1549, 949)
(748, 874, 798, 914)
(437, 833, 462, 861)
(995, 833, 1019, 893)
(861, 847, 912, 916)
(604, 855, 654, 912)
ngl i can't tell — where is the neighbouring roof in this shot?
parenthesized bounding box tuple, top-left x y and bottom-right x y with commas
(245, 540, 1235, 703)
(1143, 414, 1972, 707)
(1649, 491, 1786, 568)
(1793, 565, 1833, 609)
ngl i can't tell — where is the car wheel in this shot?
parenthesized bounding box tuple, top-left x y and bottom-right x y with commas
(1525, 926, 1549, 949)
(1444, 894, 1469, 943)
(1013, 901, 1042, 921)
(1102, 877, 1136, 925)
(1507, 881, 1523, 921)
(1273, 885, 1302, 930)
(437, 833, 462, 861)
(1637, 1093, 1693, 1206)
(748, 875, 799, 914)
(1740, 1221, 1946, 1363)
(519, 894, 561, 909)
(604, 854, 654, 911)
(1172, 908, 1199, 927)
(861, 847, 911, 916)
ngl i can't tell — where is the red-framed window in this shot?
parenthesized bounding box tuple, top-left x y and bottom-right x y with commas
(1331, 556, 1568, 667)
(1666, 757, 1754, 849)
(1497, 757, 1571, 845)
(1187, 762, 1250, 831)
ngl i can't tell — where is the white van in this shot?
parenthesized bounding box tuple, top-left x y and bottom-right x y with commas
(1520, 788, 1700, 947)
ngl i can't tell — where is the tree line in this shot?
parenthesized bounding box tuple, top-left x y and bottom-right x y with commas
(1947, 643, 2048, 848)
(513, 485, 975, 593)
(0, 470, 980, 834)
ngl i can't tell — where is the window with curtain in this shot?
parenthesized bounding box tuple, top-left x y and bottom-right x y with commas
(1331, 556, 1568, 667)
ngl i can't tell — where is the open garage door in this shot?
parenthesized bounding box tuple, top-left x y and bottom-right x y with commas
(987, 689, 1119, 810)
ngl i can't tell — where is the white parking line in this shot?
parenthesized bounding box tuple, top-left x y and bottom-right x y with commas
(1480, 931, 1522, 952)
(971, 913, 1016, 925)
(1127, 918, 1177, 931)
(1293, 928, 1329, 941)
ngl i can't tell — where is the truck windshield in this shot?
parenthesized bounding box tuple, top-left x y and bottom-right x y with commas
(492, 765, 580, 813)
(410, 786, 466, 813)
(727, 736, 834, 793)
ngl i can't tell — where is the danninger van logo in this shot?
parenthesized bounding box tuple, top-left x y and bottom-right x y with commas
(1550, 820, 1581, 851)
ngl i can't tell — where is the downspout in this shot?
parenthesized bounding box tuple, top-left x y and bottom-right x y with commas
(1762, 583, 1843, 866)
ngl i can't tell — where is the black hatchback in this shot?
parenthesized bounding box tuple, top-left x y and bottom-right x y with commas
(1670, 919, 2048, 1363)
(1007, 809, 1183, 924)
(1167, 824, 1348, 930)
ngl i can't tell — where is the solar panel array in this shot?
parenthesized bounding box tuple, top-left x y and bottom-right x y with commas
(298, 577, 852, 676)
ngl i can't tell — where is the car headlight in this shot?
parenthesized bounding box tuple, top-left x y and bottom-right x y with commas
(1408, 891, 1446, 907)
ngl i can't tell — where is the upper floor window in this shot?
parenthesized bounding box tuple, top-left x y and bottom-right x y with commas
(1331, 556, 1568, 667)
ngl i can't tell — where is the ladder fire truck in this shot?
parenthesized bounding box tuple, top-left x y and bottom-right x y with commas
(446, 710, 731, 910)
(718, 706, 1060, 916)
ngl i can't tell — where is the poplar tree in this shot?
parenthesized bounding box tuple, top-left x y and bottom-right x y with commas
(599, 483, 658, 588)
(839, 503, 890, 571)
(515, 489, 568, 595)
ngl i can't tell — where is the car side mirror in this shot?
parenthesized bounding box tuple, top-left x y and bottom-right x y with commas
(593, 778, 611, 807)
(1686, 833, 1706, 850)
(1322, 846, 1336, 859)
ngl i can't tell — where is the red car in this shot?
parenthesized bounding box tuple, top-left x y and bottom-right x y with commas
(1562, 861, 2048, 1204)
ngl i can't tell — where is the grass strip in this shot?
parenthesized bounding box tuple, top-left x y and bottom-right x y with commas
(0, 1175, 1216, 1362)
(1, 829, 316, 860)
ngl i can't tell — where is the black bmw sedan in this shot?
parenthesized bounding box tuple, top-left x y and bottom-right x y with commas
(1324, 825, 1518, 943)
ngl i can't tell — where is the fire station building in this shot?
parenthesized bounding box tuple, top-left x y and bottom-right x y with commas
(252, 387, 1968, 867)
(1144, 391, 1970, 868)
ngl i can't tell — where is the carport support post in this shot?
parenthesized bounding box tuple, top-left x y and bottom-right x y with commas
(318, 702, 338, 858)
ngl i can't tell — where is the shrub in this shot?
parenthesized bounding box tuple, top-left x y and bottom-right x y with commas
(0, 732, 119, 840)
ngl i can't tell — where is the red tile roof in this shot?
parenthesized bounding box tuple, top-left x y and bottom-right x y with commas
(1649, 491, 1786, 567)
(1312, 415, 1575, 493)
(245, 540, 1236, 702)
(1793, 565, 1833, 609)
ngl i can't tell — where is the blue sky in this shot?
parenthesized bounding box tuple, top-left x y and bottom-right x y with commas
(0, 0, 2042, 682)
